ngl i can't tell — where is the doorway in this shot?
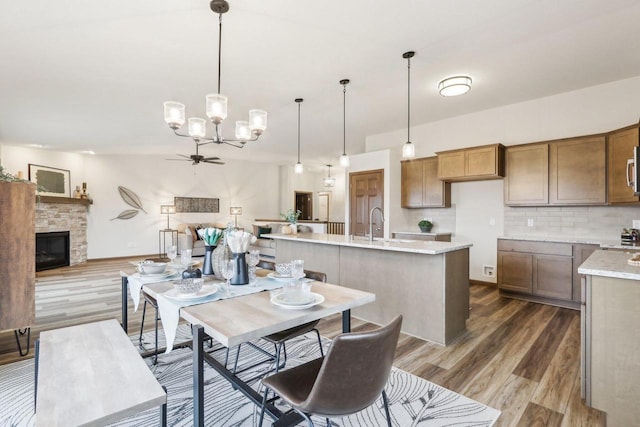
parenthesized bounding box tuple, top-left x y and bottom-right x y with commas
(294, 191, 313, 220)
(349, 169, 384, 237)
(318, 192, 331, 222)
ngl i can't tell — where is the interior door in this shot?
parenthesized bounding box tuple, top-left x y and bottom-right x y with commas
(349, 169, 384, 237)
(318, 192, 330, 221)
(295, 191, 313, 220)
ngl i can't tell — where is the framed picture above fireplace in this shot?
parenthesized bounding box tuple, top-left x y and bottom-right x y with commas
(28, 164, 71, 198)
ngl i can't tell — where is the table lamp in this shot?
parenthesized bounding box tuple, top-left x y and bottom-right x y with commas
(230, 206, 242, 228)
(161, 205, 176, 230)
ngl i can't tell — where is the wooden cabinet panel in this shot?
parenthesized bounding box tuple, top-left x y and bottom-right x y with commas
(549, 136, 606, 205)
(607, 126, 639, 204)
(498, 239, 573, 256)
(533, 254, 573, 300)
(401, 157, 450, 208)
(437, 144, 505, 181)
(498, 251, 533, 293)
(437, 151, 465, 180)
(504, 144, 549, 205)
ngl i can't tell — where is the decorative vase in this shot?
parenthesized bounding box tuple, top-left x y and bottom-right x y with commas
(202, 245, 214, 275)
(230, 252, 249, 285)
(212, 235, 230, 280)
(419, 225, 432, 233)
(289, 224, 298, 234)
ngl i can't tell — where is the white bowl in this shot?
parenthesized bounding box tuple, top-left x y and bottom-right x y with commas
(275, 262, 292, 276)
(173, 278, 204, 295)
(139, 262, 168, 275)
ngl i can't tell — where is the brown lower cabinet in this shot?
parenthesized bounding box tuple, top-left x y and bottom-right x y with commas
(497, 239, 598, 308)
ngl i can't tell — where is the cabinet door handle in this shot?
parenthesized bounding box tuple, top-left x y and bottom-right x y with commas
(627, 159, 635, 187)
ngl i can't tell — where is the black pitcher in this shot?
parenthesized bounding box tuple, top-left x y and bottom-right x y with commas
(202, 245, 214, 276)
(230, 252, 249, 285)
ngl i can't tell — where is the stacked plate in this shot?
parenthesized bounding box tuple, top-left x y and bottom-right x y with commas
(267, 272, 305, 282)
(164, 283, 220, 301)
(135, 269, 177, 279)
(270, 292, 324, 310)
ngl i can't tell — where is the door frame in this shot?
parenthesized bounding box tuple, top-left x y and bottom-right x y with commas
(348, 169, 385, 237)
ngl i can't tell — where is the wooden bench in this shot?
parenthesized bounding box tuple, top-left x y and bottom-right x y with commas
(35, 319, 167, 426)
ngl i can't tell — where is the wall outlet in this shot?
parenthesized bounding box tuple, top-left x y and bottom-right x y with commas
(527, 218, 534, 227)
(489, 217, 496, 226)
(127, 242, 136, 248)
(633, 220, 640, 229)
(483, 265, 495, 277)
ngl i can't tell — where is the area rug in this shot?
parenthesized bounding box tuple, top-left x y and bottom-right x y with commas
(0, 326, 500, 426)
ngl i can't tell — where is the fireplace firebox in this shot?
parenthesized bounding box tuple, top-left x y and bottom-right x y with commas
(36, 231, 70, 271)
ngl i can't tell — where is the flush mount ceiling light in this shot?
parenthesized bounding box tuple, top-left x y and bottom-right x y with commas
(323, 164, 335, 187)
(163, 0, 267, 149)
(339, 79, 350, 168)
(438, 75, 472, 97)
(294, 98, 304, 174)
(402, 51, 416, 159)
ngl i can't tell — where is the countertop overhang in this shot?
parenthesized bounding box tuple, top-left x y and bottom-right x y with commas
(578, 249, 640, 280)
(499, 235, 639, 250)
(265, 233, 472, 255)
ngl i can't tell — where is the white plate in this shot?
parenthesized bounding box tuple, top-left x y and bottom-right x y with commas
(168, 260, 199, 269)
(135, 268, 177, 278)
(271, 292, 324, 310)
(164, 284, 219, 301)
(267, 272, 306, 282)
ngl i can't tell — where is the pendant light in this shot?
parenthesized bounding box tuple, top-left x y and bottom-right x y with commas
(294, 98, 304, 174)
(339, 79, 350, 168)
(323, 164, 335, 187)
(402, 51, 416, 159)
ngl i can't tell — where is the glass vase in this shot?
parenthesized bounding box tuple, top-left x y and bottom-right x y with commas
(212, 235, 231, 280)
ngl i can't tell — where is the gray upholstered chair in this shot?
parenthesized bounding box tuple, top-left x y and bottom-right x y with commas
(259, 315, 403, 427)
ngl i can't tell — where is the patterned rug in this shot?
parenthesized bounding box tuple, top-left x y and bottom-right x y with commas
(0, 325, 500, 426)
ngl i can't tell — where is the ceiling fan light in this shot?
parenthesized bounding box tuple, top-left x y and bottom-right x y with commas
(249, 109, 267, 135)
(438, 76, 472, 97)
(294, 162, 304, 174)
(206, 93, 228, 124)
(188, 117, 207, 138)
(235, 121, 251, 140)
(339, 154, 350, 168)
(164, 101, 185, 129)
(402, 141, 416, 159)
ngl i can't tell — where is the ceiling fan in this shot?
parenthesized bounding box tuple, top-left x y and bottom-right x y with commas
(167, 143, 225, 166)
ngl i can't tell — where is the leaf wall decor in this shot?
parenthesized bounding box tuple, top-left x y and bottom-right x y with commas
(118, 186, 147, 214)
(110, 209, 139, 221)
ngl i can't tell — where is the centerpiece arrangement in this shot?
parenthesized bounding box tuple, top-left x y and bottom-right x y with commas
(280, 209, 302, 234)
(197, 227, 223, 275)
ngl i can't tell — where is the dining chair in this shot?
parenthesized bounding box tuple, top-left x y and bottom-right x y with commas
(138, 293, 160, 365)
(259, 315, 403, 427)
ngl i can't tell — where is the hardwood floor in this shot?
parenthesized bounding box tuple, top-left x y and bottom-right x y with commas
(0, 258, 605, 426)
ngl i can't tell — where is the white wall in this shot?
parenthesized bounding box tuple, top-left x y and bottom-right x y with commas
(364, 75, 640, 282)
(1, 145, 280, 259)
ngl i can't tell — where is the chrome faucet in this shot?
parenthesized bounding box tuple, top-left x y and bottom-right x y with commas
(369, 206, 385, 242)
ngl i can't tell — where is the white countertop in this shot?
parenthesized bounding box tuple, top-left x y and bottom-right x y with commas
(578, 249, 640, 280)
(393, 230, 452, 236)
(265, 233, 472, 255)
(499, 235, 640, 249)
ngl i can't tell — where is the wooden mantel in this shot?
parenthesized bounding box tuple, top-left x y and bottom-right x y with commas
(38, 196, 92, 206)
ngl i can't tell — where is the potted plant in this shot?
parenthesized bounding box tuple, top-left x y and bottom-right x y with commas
(418, 219, 433, 233)
(280, 209, 302, 234)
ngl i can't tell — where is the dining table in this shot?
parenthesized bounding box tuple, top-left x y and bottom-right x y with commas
(120, 269, 376, 427)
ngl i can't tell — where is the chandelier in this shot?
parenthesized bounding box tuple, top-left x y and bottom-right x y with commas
(163, 0, 267, 148)
(323, 165, 335, 187)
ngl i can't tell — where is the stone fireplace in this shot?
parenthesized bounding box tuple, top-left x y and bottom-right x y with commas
(35, 197, 89, 266)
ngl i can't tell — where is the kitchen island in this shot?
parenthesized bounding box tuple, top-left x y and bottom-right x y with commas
(267, 233, 472, 345)
(578, 249, 640, 427)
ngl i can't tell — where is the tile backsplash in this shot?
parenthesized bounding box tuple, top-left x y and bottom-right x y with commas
(504, 205, 640, 241)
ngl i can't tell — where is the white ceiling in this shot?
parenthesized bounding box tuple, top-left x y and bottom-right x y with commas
(1, 0, 640, 170)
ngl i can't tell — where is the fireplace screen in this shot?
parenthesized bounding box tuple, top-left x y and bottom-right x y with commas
(36, 231, 70, 271)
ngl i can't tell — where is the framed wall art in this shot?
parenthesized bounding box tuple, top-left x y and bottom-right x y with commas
(28, 164, 71, 197)
(174, 197, 219, 213)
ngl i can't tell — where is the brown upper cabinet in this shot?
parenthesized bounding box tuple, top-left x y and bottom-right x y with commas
(607, 125, 640, 204)
(436, 143, 505, 182)
(504, 143, 549, 205)
(401, 156, 451, 208)
(549, 136, 606, 205)
(504, 136, 607, 206)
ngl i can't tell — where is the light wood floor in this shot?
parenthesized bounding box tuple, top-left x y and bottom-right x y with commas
(0, 258, 605, 426)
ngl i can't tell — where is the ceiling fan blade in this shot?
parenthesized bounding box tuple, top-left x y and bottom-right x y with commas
(203, 159, 225, 165)
(176, 154, 191, 159)
(202, 156, 221, 161)
(166, 158, 191, 161)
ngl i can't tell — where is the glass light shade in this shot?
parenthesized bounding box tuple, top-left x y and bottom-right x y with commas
(402, 141, 416, 159)
(339, 154, 350, 168)
(438, 76, 472, 97)
(188, 118, 207, 138)
(230, 206, 242, 215)
(160, 205, 176, 214)
(164, 102, 185, 129)
(294, 162, 304, 174)
(249, 109, 267, 134)
(323, 176, 335, 187)
(235, 121, 251, 140)
(205, 93, 228, 124)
